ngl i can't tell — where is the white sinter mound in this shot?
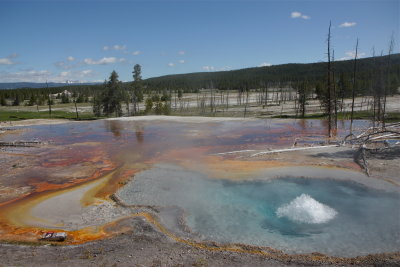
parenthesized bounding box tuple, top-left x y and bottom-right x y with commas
(276, 194, 337, 224)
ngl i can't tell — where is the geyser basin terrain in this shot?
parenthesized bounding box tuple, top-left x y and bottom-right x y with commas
(117, 164, 400, 257)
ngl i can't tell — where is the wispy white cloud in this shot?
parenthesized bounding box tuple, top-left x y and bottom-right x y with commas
(55, 56, 80, 69)
(0, 69, 51, 82)
(0, 54, 18, 65)
(80, 69, 93, 75)
(339, 22, 357, 28)
(113, 44, 126, 51)
(202, 66, 214, 71)
(168, 62, 175, 67)
(84, 57, 118, 65)
(291, 11, 310, 20)
(179, 59, 185, 64)
(339, 50, 366, 61)
(54, 61, 72, 69)
(60, 71, 69, 77)
(0, 69, 95, 83)
(54, 69, 95, 83)
(0, 58, 14, 65)
(178, 50, 185, 55)
(54, 61, 67, 69)
(291, 11, 301, 18)
(201, 65, 231, 71)
(103, 44, 127, 51)
(259, 62, 272, 67)
(132, 50, 141, 56)
(217, 66, 232, 71)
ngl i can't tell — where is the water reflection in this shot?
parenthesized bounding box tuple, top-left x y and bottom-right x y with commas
(0, 118, 373, 206)
(297, 119, 307, 131)
(105, 120, 123, 138)
(134, 124, 144, 144)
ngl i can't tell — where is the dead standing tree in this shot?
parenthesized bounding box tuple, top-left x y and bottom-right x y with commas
(296, 80, 310, 118)
(326, 22, 335, 137)
(350, 38, 359, 133)
(46, 80, 52, 116)
(243, 86, 250, 118)
(382, 34, 395, 128)
(332, 50, 338, 130)
(132, 64, 142, 116)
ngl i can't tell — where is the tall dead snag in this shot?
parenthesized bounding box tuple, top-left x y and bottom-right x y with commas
(371, 47, 379, 127)
(383, 34, 395, 128)
(332, 50, 338, 131)
(243, 85, 249, 118)
(36, 93, 39, 112)
(74, 98, 79, 119)
(326, 21, 333, 137)
(132, 64, 142, 116)
(226, 89, 229, 110)
(350, 38, 359, 133)
(46, 80, 52, 116)
(296, 80, 310, 118)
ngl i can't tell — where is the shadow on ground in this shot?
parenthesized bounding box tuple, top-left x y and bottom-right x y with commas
(367, 146, 400, 160)
(312, 149, 355, 159)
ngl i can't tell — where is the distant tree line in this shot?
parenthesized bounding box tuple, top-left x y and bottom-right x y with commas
(0, 53, 398, 123)
(1, 53, 398, 109)
(143, 53, 400, 94)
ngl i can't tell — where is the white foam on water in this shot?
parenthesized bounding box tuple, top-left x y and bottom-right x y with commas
(276, 194, 337, 224)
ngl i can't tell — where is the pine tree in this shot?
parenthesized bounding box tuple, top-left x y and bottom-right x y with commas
(0, 96, 6, 106)
(102, 70, 123, 117)
(13, 94, 20, 106)
(132, 64, 142, 115)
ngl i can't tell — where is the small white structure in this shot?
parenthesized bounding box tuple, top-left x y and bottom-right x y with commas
(50, 90, 73, 99)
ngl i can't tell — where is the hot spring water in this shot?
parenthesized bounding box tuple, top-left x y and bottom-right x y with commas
(117, 164, 399, 257)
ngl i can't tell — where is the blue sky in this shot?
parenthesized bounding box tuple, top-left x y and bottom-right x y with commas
(0, 0, 398, 83)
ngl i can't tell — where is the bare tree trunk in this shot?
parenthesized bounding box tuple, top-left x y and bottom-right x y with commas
(36, 94, 39, 112)
(350, 38, 359, 133)
(226, 90, 229, 110)
(382, 34, 395, 128)
(132, 95, 137, 116)
(47, 81, 52, 116)
(126, 91, 130, 115)
(244, 88, 249, 118)
(209, 87, 214, 114)
(340, 85, 345, 114)
(327, 22, 332, 137)
(175, 89, 177, 110)
(74, 99, 79, 119)
(332, 50, 338, 131)
(372, 47, 377, 128)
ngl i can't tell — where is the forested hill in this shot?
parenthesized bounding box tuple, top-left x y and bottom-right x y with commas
(144, 54, 400, 91)
(0, 82, 99, 90)
(0, 54, 399, 94)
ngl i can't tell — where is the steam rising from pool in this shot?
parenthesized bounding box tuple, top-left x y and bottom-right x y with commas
(276, 194, 337, 224)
